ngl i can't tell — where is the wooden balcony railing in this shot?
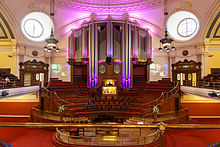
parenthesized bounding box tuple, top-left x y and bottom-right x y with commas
(183, 80, 220, 90)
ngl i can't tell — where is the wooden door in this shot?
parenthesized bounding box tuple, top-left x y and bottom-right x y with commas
(192, 73, 197, 86)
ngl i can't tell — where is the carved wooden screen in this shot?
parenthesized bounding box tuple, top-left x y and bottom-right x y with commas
(172, 59, 201, 86)
(19, 60, 49, 86)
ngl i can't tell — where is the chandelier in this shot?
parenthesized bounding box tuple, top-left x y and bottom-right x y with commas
(44, 28, 59, 52)
(159, 0, 175, 52)
(44, 0, 59, 52)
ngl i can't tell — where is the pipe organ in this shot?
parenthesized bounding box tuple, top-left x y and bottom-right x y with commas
(68, 18, 152, 88)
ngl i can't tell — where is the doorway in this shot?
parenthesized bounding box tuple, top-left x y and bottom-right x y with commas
(172, 59, 201, 86)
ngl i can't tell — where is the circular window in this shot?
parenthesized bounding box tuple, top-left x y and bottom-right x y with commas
(21, 12, 54, 42)
(167, 11, 199, 41)
(177, 18, 197, 37)
(24, 19, 43, 38)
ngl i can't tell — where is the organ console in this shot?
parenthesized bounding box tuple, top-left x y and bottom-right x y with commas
(102, 80, 117, 95)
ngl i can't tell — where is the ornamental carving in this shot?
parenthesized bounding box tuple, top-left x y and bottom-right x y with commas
(56, 0, 163, 12)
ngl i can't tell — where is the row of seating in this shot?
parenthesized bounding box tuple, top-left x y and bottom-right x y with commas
(75, 110, 143, 116)
(202, 74, 220, 82)
(49, 77, 173, 96)
(48, 78, 91, 94)
(200, 74, 220, 89)
(0, 71, 18, 81)
(47, 78, 174, 119)
(85, 104, 145, 114)
(90, 96, 137, 104)
(61, 95, 151, 117)
(143, 78, 173, 94)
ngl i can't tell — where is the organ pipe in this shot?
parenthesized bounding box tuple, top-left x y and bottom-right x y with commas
(133, 26, 138, 58)
(68, 18, 152, 88)
(122, 19, 131, 88)
(94, 24, 98, 87)
(146, 31, 151, 59)
(89, 20, 98, 87)
(69, 30, 75, 58)
(107, 18, 113, 57)
(82, 26, 87, 58)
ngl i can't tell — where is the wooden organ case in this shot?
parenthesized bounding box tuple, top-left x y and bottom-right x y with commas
(68, 18, 152, 88)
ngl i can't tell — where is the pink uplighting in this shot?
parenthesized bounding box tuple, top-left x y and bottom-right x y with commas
(114, 61, 122, 64)
(83, 61, 89, 64)
(131, 61, 137, 64)
(98, 61, 105, 64)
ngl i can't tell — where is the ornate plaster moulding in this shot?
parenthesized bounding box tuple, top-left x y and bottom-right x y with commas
(56, 0, 163, 12)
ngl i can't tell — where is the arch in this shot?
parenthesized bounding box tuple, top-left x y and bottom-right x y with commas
(0, 12, 15, 39)
(0, 0, 23, 43)
(199, 0, 220, 41)
(0, 1, 20, 76)
(206, 11, 220, 39)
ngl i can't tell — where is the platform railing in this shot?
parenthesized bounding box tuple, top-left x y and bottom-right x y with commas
(31, 107, 74, 122)
(0, 80, 34, 89)
(141, 82, 180, 116)
(0, 122, 220, 147)
(56, 127, 160, 146)
(183, 80, 220, 90)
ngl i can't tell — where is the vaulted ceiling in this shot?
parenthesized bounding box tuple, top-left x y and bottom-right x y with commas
(0, 0, 218, 44)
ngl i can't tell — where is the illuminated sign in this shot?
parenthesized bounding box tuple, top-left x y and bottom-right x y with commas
(183, 65, 189, 68)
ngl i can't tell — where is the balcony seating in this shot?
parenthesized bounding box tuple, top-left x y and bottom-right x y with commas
(0, 71, 18, 81)
(143, 79, 173, 94)
(200, 74, 220, 89)
(48, 78, 91, 95)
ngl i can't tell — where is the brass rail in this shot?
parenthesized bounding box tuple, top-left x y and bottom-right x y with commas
(1, 122, 219, 147)
(0, 122, 220, 129)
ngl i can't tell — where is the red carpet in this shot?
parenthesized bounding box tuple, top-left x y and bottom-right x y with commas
(182, 103, 220, 116)
(0, 102, 39, 115)
(0, 118, 219, 147)
(165, 118, 220, 147)
(0, 118, 54, 147)
(165, 128, 220, 147)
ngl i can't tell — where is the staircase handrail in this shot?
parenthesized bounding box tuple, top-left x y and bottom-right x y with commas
(41, 86, 73, 106)
(141, 81, 180, 115)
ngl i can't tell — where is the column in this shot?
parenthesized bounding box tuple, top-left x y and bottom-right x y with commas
(122, 19, 131, 88)
(133, 26, 138, 58)
(107, 18, 113, 57)
(146, 31, 151, 59)
(69, 30, 75, 58)
(89, 20, 98, 87)
(82, 26, 87, 58)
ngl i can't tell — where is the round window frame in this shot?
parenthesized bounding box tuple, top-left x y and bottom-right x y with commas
(23, 19, 44, 38)
(177, 18, 197, 38)
(21, 12, 54, 42)
(166, 11, 200, 42)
